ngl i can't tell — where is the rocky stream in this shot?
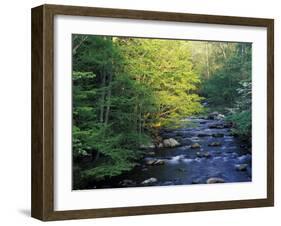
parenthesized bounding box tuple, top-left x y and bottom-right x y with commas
(91, 114, 252, 188)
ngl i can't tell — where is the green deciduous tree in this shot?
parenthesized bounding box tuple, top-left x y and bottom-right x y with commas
(72, 35, 251, 189)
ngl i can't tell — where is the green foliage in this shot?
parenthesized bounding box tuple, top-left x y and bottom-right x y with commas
(72, 34, 252, 189)
(226, 79, 252, 140)
(227, 110, 251, 139)
(193, 42, 252, 109)
(119, 39, 203, 129)
(191, 41, 252, 139)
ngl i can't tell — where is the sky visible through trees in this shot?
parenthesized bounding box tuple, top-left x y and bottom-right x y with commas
(72, 34, 252, 189)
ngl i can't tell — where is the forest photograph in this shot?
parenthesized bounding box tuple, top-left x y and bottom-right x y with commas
(72, 34, 252, 190)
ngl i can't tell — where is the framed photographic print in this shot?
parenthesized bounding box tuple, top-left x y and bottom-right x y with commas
(31, 4, 274, 221)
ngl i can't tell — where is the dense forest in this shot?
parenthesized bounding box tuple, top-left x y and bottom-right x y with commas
(72, 34, 252, 189)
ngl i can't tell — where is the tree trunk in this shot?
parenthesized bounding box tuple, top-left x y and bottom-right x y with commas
(219, 43, 227, 59)
(205, 43, 210, 79)
(104, 37, 115, 125)
(72, 35, 88, 55)
(99, 69, 106, 123)
(104, 71, 112, 125)
(138, 105, 142, 136)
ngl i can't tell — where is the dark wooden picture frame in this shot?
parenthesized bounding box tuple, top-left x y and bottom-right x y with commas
(31, 4, 274, 221)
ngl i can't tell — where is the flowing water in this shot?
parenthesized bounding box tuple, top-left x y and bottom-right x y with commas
(92, 117, 252, 188)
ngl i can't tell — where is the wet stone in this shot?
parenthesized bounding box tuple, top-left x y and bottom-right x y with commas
(208, 142, 222, 147)
(121, 116, 252, 188)
(208, 124, 224, 129)
(237, 154, 252, 163)
(162, 181, 174, 186)
(119, 179, 136, 187)
(147, 151, 156, 156)
(212, 133, 224, 138)
(181, 138, 192, 145)
(206, 177, 225, 184)
(235, 164, 248, 171)
(163, 138, 180, 148)
(223, 122, 233, 128)
(141, 177, 158, 185)
(191, 143, 201, 149)
(196, 151, 211, 158)
(145, 159, 165, 166)
(192, 179, 203, 184)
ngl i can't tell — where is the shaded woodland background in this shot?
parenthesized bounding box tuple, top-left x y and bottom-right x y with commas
(72, 35, 251, 189)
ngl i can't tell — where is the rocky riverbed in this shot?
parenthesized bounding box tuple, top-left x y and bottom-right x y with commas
(91, 115, 252, 188)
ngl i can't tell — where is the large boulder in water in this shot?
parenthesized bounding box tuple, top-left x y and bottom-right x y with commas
(162, 138, 180, 148)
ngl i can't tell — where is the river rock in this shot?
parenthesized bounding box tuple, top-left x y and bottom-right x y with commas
(160, 132, 177, 139)
(212, 133, 224, 138)
(196, 151, 211, 158)
(145, 159, 165, 165)
(208, 111, 219, 120)
(206, 177, 225, 184)
(162, 181, 174, 186)
(208, 142, 222, 147)
(134, 162, 142, 167)
(190, 137, 200, 142)
(237, 154, 252, 163)
(141, 177, 158, 185)
(147, 151, 156, 156)
(191, 143, 201, 149)
(240, 144, 249, 149)
(235, 164, 248, 171)
(209, 124, 224, 129)
(223, 122, 233, 128)
(192, 179, 202, 184)
(141, 167, 148, 171)
(119, 179, 136, 187)
(145, 159, 155, 165)
(181, 138, 192, 145)
(203, 152, 211, 158)
(163, 138, 180, 148)
(140, 143, 155, 150)
(154, 159, 165, 165)
(217, 114, 225, 120)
